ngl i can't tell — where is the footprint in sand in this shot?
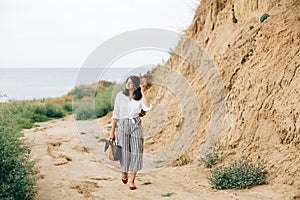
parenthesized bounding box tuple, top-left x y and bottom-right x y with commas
(70, 181, 101, 198)
(73, 145, 89, 153)
(47, 140, 73, 166)
(88, 177, 115, 181)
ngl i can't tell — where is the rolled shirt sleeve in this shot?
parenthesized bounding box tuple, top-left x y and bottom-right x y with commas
(112, 93, 121, 119)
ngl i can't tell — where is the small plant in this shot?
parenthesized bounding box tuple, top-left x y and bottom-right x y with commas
(199, 146, 223, 168)
(208, 157, 266, 189)
(173, 155, 191, 167)
(161, 192, 175, 197)
(260, 13, 270, 23)
(249, 25, 254, 30)
(142, 181, 152, 185)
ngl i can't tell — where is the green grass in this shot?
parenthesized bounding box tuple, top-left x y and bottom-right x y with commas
(72, 86, 95, 100)
(73, 81, 122, 120)
(0, 100, 72, 129)
(208, 157, 266, 189)
(95, 85, 115, 118)
(74, 103, 96, 120)
(62, 102, 73, 112)
(0, 107, 38, 199)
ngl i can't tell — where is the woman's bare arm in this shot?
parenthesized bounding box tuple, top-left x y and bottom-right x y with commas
(110, 118, 118, 140)
(141, 85, 150, 108)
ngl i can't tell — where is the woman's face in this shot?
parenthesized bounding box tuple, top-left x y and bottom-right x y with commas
(126, 78, 135, 90)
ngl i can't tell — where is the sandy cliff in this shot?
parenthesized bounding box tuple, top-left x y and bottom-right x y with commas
(144, 0, 300, 188)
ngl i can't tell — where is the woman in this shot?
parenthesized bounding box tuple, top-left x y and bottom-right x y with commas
(110, 75, 152, 190)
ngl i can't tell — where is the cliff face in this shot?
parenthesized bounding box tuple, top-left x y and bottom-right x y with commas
(145, 0, 300, 187)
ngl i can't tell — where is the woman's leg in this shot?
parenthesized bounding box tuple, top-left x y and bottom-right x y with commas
(117, 119, 131, 181)
(128, 118, 144, 189)
(129, 126, 144, 172)
(122, 172, 128, 184)
(129, 172, 137, 187)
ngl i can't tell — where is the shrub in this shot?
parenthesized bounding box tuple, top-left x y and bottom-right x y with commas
(75, 103, 96, 120)
(199, 146, 223, 168)
(32, 114, 49, 122)
(95, 86, 114, 118)
(260, 13, 270, 23)
(73, 87, 95, 100)
(62, 102, 73, 113)
(34, 104, 47, 115)
(1, 101, 67, 127)
(15, 117, 34, 129)
(0, 109, 38, 199)
(208, 157, 266, 189)
(72, 81, 117, 120)
(249, 25, 254, 30)
(45, 103, 64, 118)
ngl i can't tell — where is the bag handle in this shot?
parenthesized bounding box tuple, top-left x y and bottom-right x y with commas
(104, 139, 115, 152)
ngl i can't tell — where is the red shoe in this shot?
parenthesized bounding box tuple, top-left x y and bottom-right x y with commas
(122, 179, 128, 184)
(129, 185, 137, 190)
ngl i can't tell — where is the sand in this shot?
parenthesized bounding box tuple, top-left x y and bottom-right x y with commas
(23, 115, 300, 200)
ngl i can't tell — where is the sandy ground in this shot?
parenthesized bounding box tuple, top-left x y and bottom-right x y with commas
(24, 115, 300, 200)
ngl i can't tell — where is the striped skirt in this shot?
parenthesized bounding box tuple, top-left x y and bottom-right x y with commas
(117, 117, 144, 172)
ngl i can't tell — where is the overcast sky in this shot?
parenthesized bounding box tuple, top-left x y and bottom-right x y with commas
(0, 0, 197, 68)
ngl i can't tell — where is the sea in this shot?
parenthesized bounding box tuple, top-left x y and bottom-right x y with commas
(0, 67, 153, 102)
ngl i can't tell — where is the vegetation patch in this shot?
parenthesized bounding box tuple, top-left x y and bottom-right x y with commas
(0, 100, 72, 129)
(0, 108, 38, 199)
(72, 81, 118, 120)
(208, 157, 266, 189)
(199, 146, 223, 168)
(260, 13, 270, 23)
(172, 155, 191, 167)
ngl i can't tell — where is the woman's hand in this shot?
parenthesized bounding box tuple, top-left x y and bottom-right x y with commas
(140, 85, 145, 95)
(110, 131, 115, 141)
(140, 84, 150, 108)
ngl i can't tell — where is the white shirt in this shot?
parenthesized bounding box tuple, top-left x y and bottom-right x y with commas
(112, 91, 152, 120)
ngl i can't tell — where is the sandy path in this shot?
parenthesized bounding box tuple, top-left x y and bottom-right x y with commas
(24, 115, 299, 200)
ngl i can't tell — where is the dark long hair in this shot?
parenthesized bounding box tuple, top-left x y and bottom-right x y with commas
(123, 75, 142, 101)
